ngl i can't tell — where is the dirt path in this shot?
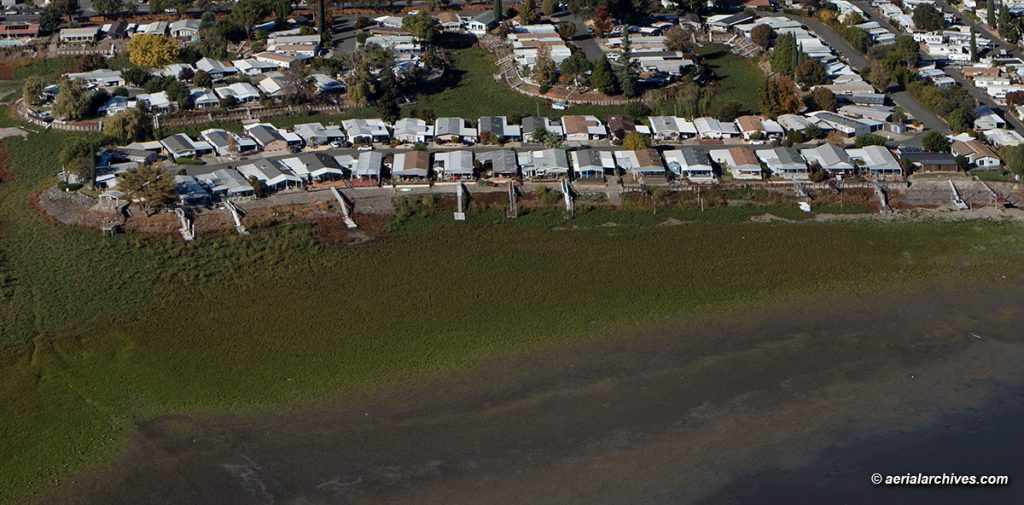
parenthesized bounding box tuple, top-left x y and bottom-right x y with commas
(45, 281, 1024, 505)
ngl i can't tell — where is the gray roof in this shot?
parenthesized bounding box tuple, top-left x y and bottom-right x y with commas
(803, 143, 851, 168)
(241, 158, 291, 181)
(354, 151, 384, 177)
(521, 116, 546, 134)
(437, 150, 474, 175)
(649, 116, 679, 133)
(482, 149, 518, 175)
(202, 129, 229, 147)
(775, 147, 805, 165)
(472, 11, 497, 24)
(680, 147, 710, 166)
(161, 134, 196, 154)
(297, 152, 342, 171)
(899, 149, 957, 165)
(478, 116, 505, 136)
(435, 117, 466, 136)
(197, 168, 253, 195)
(247, 125, 284, 145)
(815, 111, 869, 130)
(574, 148, 602, 168)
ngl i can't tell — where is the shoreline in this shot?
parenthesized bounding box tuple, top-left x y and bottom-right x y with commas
(34, 180, 1024, 240)
(41, 279, 1024, 505)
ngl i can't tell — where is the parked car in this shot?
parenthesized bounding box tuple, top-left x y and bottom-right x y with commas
(357, 144, 374, 151)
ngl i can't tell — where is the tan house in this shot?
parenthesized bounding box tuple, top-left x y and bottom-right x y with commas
(951, 139, 1001, 169)
(392, 150, 432, 179)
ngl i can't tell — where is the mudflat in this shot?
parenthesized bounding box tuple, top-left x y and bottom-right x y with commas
(46, 280, 1024, 505)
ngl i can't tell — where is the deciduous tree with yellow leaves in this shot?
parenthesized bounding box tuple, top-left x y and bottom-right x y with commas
(128, 34, 179, 68)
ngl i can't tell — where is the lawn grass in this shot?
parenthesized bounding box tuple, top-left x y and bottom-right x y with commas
(406, 47, 631, 119)
(10, 57, 79, 82)
(695, 44, 763, 115)
(971, 170, 1018, 183)
(2, 125, 1024, 502)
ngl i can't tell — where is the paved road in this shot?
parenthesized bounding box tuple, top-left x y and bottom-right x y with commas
(851, 0, 1024, 135)
(793, 14, 951, 133)
(557, 11, 606, 61)
(930, 1, 1024, 133)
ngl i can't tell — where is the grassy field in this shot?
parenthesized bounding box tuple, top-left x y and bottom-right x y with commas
(2, 126, 1024, 502)
(695, 44, 763, 115)
(162, 45, 629, 138)
(406, 47, 632, 118)
(10, 57, 79, 82)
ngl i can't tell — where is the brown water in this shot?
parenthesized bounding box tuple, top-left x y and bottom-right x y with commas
(46, 280, 1024, 504)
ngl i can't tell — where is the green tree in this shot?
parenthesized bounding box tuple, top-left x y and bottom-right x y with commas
(375, 67, 401, 123)
(853, 133, 887, 148)
(665, 25, 687, 52)
(21, 76, 45, 106)
(892, 35, 920, 67)
(54, 77, 92, 120)
(533, 45, 556, 88)
(625, 101, 651, 118)
(559, 51, 591, 86)
(808, 87, 836, 111)
(803, 124, 822, 139)
(542, 0, 555, 17)
(999, 6, 1018, 43)
(51, 0, 81, 24)
(557, 22, 577, 41)
(232, 0, 270, 39)
(59, 137, 97, 186)
(770, 33, 798, 76)
(945, 107, 973, 133)
(618, 31, 639, 98)
(104, 108, 152, 144)
(751, 24, 774, 49)
(1002, 145, 1024, 176)
(402, 11, 442, 44)
(622, 132, 650, 151)
(39, 5, 62, 32)
(841, 26, 871, 52)
(119, 164, 176, 215)
(530, 127, 548, 144)
(970, 31, 978, 62)
(912, 5, 943, 32)
(193, 70, 213, 88)
(93, 0, 123, 18)
(794, 58, 825, 89)
(921, 131, 950, 152)
(272, 0, 293, 22)
(589, 54, 619, 95)
(717, 101, 740, 122)
(988, 0, 997, 27)
(494, 0, 503, 21)
(867, 57, 894, 90)
(519, 0, 539, 24)
(122, 66, 151, 86)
